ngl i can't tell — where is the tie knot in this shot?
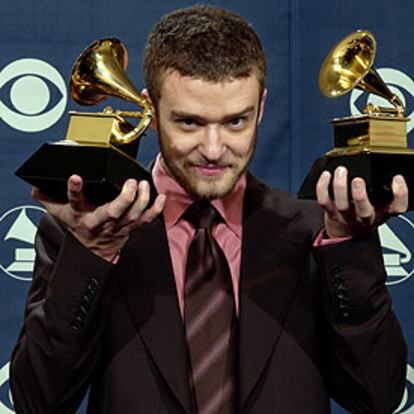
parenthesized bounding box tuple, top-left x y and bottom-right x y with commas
(183, 200, 221, 230)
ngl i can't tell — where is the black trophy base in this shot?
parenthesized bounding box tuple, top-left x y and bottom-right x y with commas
(298, 151, 414, 208)
(16, 143, 155, 206)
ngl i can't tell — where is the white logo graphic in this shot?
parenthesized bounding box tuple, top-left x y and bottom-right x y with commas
(0, 59, 67, 132)
(379, 215, 414, 285)
(350, 67, 414, 133)
(0, 206, 45, 281)
(0, 362, 14, 413)
(395, 364, 414, 413)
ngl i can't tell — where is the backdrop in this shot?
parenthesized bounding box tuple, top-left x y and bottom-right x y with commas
(0, 1, 412, 413)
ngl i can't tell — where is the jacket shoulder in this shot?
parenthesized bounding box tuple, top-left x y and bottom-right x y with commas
(245, 172, 324, 234)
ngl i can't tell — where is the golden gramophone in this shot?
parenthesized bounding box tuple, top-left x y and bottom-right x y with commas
(16, 38, 154, 205)
(298, 30, 414, 207)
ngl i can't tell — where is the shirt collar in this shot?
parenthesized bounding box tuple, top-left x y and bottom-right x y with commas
(152, 154, 245, 239)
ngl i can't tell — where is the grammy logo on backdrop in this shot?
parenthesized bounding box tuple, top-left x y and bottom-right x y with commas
(298, 30, 414, 208)
(16, 38, 154, 205)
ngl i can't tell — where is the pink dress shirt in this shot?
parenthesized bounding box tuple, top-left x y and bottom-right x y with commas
(152, 155, 245, 316)
(151, 154, 347, 317)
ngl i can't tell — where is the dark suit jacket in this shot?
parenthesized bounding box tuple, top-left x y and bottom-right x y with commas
(10, 174, 407, 414)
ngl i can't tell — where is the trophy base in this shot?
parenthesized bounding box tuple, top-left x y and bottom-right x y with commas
(15, 143, 155, 206)
(298, 149, 414, 208)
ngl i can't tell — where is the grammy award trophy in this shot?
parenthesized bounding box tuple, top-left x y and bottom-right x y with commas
(298, 30, 414, 208)
(16, 38, 154, 205)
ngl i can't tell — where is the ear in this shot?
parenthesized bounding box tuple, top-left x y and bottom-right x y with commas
(141, 88, 158, 131)
(257, 88, 267, 125)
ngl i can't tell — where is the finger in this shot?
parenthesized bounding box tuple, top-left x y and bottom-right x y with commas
(67, 175, 87, 211)
(86, 179, 138, 229)
(116, 194, 167, 236)
(332, 166, 349, 212)
(316, 171, 336, 216)
(351, 177, 374, 224)
(32, 187, 54, 210)
(32, 187, 53, 203)
(31, 187, 66, 216)
(112, 185, 164, 234)
(133, 180, 152, 215)
(389, 175, 409, 214)
(138, 194, 167, 224)
(120, 180, 152, 225)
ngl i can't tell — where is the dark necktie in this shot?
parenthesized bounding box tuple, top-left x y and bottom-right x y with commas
(183, 200, 237, 414)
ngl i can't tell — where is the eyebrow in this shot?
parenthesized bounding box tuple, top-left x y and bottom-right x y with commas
(170, 106, 256, 123)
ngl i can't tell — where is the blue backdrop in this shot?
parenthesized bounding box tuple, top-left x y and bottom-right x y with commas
(0, 1, 412, 412)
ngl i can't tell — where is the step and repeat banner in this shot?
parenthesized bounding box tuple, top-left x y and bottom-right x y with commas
(0, 0, 412, 413)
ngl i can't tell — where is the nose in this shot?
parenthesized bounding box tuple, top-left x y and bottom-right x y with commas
(199, 125, 224, 162)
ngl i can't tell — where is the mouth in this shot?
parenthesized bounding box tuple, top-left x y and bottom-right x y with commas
(191, 164, 229, 177)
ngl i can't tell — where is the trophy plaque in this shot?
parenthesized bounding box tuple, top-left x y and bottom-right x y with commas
(16, 38, 155, 206)
(298, 30, 414, 208)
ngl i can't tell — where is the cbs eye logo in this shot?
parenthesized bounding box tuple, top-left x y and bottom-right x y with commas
(350, 67, 414, 133)
(0, 58, 67, 133)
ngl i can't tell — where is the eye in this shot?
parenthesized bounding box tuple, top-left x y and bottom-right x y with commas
(0, 58, 67, 132)
(230, 118, 242, 125)
(227, 117, 246, 130)
(177, 118, 200, 131)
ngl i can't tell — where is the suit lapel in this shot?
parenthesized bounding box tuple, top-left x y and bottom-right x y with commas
(115, 215, 192, 414)
(113, 173, 314, 413)
(239, 175, 310, 410)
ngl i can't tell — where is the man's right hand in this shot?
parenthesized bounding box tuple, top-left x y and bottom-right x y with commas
(32, 174, 166, 262)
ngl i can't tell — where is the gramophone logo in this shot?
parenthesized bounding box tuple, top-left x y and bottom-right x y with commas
(350, 67, 414, 133)
(0, 362, 14, 413)
(378, 215, 414, 285)
(395, 364, 414, 414)
(0, 206, 45, 281)
(0, 58, 67, 132)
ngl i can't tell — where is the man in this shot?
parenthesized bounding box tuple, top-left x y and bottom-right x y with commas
(10, 5, 407, 414)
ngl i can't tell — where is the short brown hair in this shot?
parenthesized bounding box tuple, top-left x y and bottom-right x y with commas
(143, 5, 267, 103)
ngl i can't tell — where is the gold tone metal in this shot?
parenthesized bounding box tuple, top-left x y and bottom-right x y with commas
(318, 30, 409, 154)
(298, 30, 414, 206)
(331, 114, 409, 149)
(68, 38, 153, 146)
(319, 30, 404, 116)
(65, 111, 135, 146)
(326, 146, 414, 157)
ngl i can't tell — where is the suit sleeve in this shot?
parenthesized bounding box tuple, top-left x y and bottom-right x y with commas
(10, 213, 114, 414)
(314, 229, 407, 414)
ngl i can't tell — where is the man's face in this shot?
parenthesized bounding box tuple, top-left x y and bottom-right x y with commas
(154, 70, 266, 199)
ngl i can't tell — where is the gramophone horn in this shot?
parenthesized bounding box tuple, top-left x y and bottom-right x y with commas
(69, 38, 153, 144)
(319, 30, 403, 112)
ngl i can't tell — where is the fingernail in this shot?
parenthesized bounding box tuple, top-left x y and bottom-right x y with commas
(336, 166, 346, 178)
(70, 175, 81, 187)
(123, 180, 136, 194)
(395, 175, 404, 187)
(353, 179, 363, 190)
(139, 180, 148, 192)
(322, 171, 331, 180)
(392, 176, 404, 193)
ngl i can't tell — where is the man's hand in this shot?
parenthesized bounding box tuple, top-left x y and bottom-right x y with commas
(316, 166, 408, 238)
(32, 175, 166, 261)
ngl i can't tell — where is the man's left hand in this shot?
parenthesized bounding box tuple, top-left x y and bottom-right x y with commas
(316, 166, 409, 238)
